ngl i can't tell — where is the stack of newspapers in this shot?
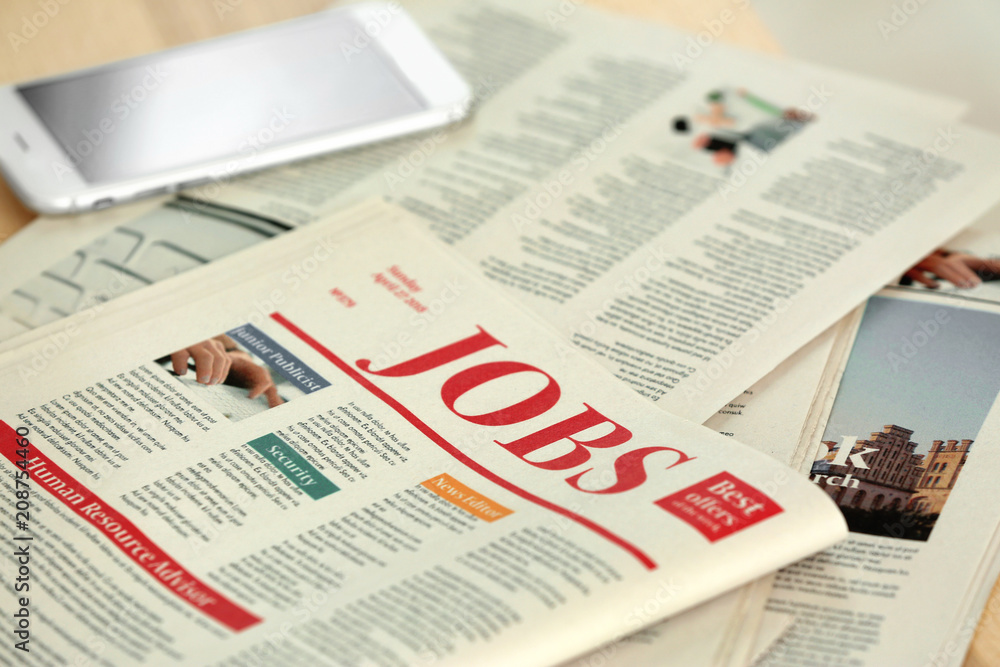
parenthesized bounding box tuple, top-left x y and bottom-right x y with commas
(4, 1, 1000, 665)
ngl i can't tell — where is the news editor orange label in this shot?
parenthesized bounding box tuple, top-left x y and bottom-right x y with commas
(421, 473, 513, 522)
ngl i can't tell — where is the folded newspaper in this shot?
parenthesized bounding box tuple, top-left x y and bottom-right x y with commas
(752, 211, 1000, 667)
(4, 0, 1000, 428)
(0, 201, 846, 665)
(3, 0, 1000, 663)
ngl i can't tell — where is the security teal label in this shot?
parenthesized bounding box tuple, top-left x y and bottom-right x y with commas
(247, 433, 338, 500)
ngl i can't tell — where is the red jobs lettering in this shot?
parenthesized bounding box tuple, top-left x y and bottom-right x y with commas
(357, 327, 695, 493)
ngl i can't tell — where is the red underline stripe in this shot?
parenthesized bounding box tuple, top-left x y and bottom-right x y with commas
(271, 312, 656, 570)
(0, 421, 261, 631)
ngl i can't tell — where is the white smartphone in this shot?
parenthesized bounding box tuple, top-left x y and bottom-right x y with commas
(0, 3, 471, 214)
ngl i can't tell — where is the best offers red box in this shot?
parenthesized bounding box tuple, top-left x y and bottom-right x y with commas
(655, 471, 783, 542)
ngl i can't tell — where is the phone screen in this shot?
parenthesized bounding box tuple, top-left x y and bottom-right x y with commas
(17, 13, 426, 183)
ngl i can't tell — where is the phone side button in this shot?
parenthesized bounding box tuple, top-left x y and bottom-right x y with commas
(179, 178, 210, 190)
(93, 198, 114, 210)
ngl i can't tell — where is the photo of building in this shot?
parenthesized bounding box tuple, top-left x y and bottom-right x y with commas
(910, 438, 973, 514)
(811, 295, 1000, 541)
(811, 424, 973, 538)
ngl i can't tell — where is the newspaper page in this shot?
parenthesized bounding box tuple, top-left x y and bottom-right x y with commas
(755, 276, 1000, 666)
(196, 0, 969, 225)
(672, 208, 1000, 664)
(210, 0, 998, 424)
(0, 1, 987, 421)
(563, 327, 846, 666)
(565, 320, 859, 667)
(704, 326, 841, 465)
(565, 579, 784, 667)
(0, 201, 846, 665)
(436, 70, 1000, 425)
(0, 4, 978, 657)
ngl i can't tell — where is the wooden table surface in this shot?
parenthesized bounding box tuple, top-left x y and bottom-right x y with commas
(0, 1, 996, 665)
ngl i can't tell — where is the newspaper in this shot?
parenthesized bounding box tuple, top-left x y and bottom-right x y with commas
(565, 579, 789, 667)
(753, 230, 1000, 667)
(0, 0, 995, 428)
(704, 325, 842, 466)
(700, 206, 1000, 664)
(0, 201, 846, 665)
(0, 0, 995, 661)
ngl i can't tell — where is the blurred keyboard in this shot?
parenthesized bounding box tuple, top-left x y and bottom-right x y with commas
(0, 197, 292, 329)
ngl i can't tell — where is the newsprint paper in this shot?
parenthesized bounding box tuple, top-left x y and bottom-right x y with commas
(758, 262, 1000, 666)
(0, 201, 847, 665)
(1, 0, 998, 427)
